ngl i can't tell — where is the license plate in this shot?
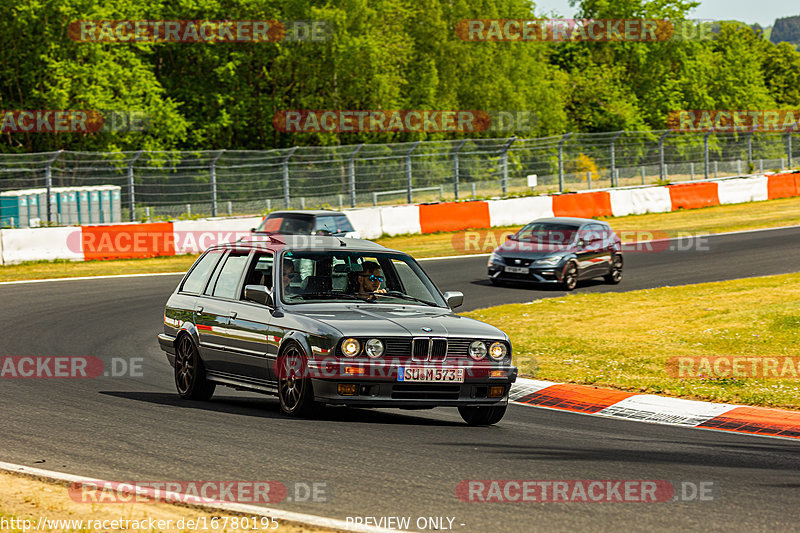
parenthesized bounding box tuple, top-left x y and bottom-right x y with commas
(505, 266, 529, 274)
(398, 366, 465, 383)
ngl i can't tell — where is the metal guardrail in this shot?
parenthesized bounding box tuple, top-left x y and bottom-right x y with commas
(0, 130, 796, 224)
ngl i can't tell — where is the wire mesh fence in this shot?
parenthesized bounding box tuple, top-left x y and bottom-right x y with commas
(0, 129, 797, 225)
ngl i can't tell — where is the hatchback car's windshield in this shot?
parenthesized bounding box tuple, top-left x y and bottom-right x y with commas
(515, 223, 580, 244)
(280, 251, 445, 307)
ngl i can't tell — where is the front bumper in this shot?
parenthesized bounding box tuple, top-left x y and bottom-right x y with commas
(310, 364, 517, 407)
(488, 264, 564, 283)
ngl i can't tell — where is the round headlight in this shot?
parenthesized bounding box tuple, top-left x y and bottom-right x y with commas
(489, 342, 508, 361)
(365, 338, 384, 358)
(469, 341, 487, 360)
(342, 338, 361, 357)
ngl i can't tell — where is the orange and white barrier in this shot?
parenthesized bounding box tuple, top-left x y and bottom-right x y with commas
(1, 173, 798, 264)
(511, 377, 800, 440)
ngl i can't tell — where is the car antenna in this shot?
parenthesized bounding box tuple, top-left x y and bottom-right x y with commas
(268, 234, 285, 245)
(337, 237, 347, 247)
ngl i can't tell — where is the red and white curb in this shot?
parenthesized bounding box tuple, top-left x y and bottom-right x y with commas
(511, 377, 800, 440)
(0, 461, 402, 533)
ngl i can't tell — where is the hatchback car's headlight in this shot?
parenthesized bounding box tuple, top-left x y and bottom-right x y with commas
(535, 256, 562, 266)
(469, 341, 487, 360)
(488, 252, 504, 266)
(489, 342, 508, 361)
(365, 338, 384, 358)
(342, 338, 361, 357)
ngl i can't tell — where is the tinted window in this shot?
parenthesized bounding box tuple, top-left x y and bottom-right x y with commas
(516, 222, 579, 244)
(242, 253, 275, 293)
(210, 253, 250, 300)
(181, 251, 222, 294)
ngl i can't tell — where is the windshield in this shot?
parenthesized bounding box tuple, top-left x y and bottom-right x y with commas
(280, 250, 446, 307)
(514, 222, 580, 245)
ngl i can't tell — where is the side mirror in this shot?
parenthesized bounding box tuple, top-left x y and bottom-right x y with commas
(244, 284, 274, 307)
(443, 290, 464, 309)
(506, 234, 513, 240)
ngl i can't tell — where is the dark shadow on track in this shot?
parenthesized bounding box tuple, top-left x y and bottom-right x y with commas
(100, 391, 464, 427)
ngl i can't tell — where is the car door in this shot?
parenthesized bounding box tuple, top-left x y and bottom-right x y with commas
(575, 224, 606, 278)
(197, 250, 251, 375)
(225, 252, 281, 384)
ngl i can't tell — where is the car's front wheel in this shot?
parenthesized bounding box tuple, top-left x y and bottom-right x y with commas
(458, 405, 507, 426)
(277, 343, 318, 417)
(604, 254, 623, 284)
(175, 334, 215, 400)
(561, 261, 578, 291)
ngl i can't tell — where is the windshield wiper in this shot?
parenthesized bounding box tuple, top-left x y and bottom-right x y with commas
(375, 291, 438, 307)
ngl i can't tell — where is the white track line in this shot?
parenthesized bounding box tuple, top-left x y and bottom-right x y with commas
(0, 271, 184, 285)
(0, 461, 405, 533)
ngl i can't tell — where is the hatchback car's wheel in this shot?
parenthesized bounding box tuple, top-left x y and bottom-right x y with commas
(604, 254, 623, 284)
(277, 343, 318, 417)
(175, 334, 215, 400)
(458, 405, 507, 426)
(561, 262, 578, 291)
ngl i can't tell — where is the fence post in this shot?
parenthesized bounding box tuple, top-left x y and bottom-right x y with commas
(658, 131, 670, 182)
(210, 149, 225, 217)
(282, 147, 298, 209)
(453, 139, 467, 200)
(714, 161, 718, 179)
(788, 132, 793, 170)
(641, 166, 645, 185)
(405, 141, 421, 204)
(587, 171, 592, 190)
(44, 150, 62, 224)
(690, 162, 694, 181)
(704, 131, 712, 179)
(349, 144, 364, 208)
(610, 130, 623, 187)
(500, 136, 516, 195)
(747, 130, 753, 167)
(127, 150, 143, 222)
(558, 133, 572, 192)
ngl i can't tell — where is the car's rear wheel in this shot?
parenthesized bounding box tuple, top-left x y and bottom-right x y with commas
(175, 334, 215, 400)
(277, 343, 318, 417)
(561, 262, 578, 291)
(604, 254, 623, 284)
(458, 405, 507, 426)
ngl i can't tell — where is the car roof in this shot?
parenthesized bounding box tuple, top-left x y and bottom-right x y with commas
(527, 217, 609, 227)
(215, 235, 393, 254)
(265, 210, 348, 217)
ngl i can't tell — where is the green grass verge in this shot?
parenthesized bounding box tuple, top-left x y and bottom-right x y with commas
(463, 273, 800, 410)
(3, 195, 800, 282)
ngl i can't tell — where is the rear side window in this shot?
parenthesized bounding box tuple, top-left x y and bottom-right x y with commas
(181, 251, 222, 294)
(209, 253, 250, 300)
(315, 215, 354, 233)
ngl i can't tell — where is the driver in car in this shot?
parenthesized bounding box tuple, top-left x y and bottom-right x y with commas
(349, 261, 387, 300)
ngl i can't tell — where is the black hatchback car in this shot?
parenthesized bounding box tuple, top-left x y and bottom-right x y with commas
(487, 217, 623, 290)
(158, 235, 517, 425)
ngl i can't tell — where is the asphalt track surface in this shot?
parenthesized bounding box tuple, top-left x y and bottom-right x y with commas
(3, 227, 800, 532)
